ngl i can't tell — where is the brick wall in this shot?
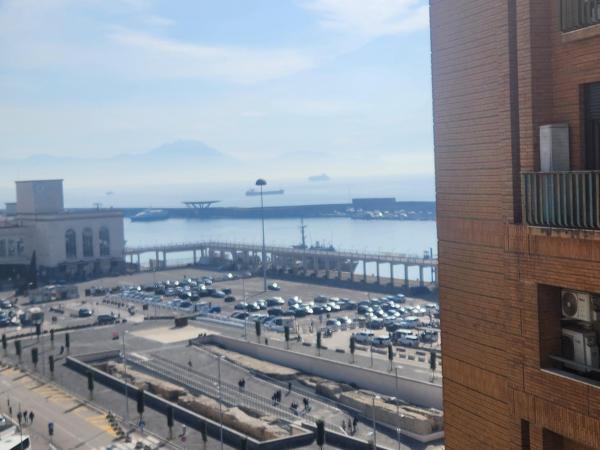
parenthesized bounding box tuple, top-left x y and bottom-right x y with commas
(431, 0, 600, 448)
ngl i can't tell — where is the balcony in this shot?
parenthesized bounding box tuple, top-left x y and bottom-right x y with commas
(561, 0, 600, 32)
(522, 171, 600, 230)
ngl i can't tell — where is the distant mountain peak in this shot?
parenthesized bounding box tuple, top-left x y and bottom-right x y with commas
(142, 140, 225, 159)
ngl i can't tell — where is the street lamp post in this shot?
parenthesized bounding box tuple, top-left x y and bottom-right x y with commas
(122, 330, 129, 424)
(255, 179, 267, 291)
(372, 395, 380, 449)
(395, 367, 403, 450)
(217, 356, 224, 450)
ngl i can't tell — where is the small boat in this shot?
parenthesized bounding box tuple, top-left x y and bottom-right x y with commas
(131, 209, 169, 222)
(246, 188, 284, 196)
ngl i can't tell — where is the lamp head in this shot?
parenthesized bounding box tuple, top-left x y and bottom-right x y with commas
(255, 179, 267, 187)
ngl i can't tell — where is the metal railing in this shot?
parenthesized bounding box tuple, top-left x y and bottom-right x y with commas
(522, 171, 600, 229)
(561, 0, 600, 32)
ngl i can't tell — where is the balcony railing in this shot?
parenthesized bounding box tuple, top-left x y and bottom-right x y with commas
(522, 171, 600, 230)
(561, 0, 600, 32)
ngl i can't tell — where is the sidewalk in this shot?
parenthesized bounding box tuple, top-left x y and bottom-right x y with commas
(0, 364, 161, 449)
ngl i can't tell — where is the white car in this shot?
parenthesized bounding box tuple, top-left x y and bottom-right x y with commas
(353, 332, 374, 345)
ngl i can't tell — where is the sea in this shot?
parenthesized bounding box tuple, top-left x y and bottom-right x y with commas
(124, 217, 438, 280)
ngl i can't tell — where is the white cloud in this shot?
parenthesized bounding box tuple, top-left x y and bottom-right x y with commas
(108, 29, 315, 83)
(301, 0, 429, 37)
(143, 15, 175, 27)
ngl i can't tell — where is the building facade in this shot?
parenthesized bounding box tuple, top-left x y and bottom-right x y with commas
(431, 1, 600, 449)
(0, 180, 124, 283)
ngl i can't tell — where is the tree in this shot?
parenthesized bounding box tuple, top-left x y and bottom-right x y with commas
(31, 347, 39, 370)
(349, 335, 356, 364)
(315, 419, 325, 449)
(429, 351, 437, 381)
(166, 406, 174, 440)
(316, 331, 322, 356)
(137, 388, 145, 417)
(87, 371, 94, 399)
(255, 320, 261, 343)
(284, 326, 290, 350)
(14, 340, 21, 362)
(200, 420, 208, 450)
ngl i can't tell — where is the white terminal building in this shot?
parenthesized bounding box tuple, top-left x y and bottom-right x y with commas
(0, 180, 124, 282)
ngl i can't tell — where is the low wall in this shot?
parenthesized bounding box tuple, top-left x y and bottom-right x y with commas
(195, 335, 443, 410)
(66, 353, 314, 450)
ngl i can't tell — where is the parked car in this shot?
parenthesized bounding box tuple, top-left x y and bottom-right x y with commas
(371, 336, 391, 347)
(97, 314, 117, 325)
(231, 311, 249, 320)
(397, 334, 419, 348)
(367, 318, 384, 330)
(325, 319, 341, 330)
(224, 295, 236, 303)
(353, 332, 374, 345)
(314, 295, 329, 304)
(235, 302, 249, 310)
(222, 288, 232, 295)
(78, 308, 93, 318)
(211, 290, 226, 298)
(267, 282, 281, 291)
(267, 307, 284, 316)
(208, 306, 221, 314)
(266, 297, 285, 307)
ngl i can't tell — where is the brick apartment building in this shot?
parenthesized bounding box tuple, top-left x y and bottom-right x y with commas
(431, 1, 600, 449)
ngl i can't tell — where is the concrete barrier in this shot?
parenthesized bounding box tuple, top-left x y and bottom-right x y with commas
(65, 353, 314, 450)
(194, 335, 443, 409)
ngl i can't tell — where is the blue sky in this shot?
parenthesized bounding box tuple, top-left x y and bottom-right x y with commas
(0, 0, 433, 178)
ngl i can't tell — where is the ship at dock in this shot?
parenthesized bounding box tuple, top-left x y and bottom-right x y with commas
(291, 219, 357, 272)
(130, 209, 169, 222)
(246, 188, 284, 196)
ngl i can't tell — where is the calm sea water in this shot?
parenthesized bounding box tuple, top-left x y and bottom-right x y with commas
(124, 218, 437, 280)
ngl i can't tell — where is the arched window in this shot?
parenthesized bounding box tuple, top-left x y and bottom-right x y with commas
(65, 229, 77, 259)
(99, 227, 110, 256)
(82, 228, 94, 257)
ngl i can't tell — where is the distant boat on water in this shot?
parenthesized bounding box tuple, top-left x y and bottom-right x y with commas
(246, 188, 284, 196)
(131, 209, 169, 222)
(308, 174, 330, 182)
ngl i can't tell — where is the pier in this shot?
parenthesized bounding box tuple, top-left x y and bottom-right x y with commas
(124, 241, 438, 288)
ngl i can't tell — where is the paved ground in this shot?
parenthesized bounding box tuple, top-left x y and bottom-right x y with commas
(0, 364, 163, 449)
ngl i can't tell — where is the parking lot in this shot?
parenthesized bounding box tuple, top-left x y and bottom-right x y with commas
(0, 268, 440, 367)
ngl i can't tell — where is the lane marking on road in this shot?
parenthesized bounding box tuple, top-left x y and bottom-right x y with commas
(85, 414, 117, 436)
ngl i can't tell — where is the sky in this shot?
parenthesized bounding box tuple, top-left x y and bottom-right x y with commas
(0, 0, 433, 201)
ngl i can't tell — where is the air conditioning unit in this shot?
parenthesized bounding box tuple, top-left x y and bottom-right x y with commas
(561, 290, 597, 323)
(561, 328, 600, 372)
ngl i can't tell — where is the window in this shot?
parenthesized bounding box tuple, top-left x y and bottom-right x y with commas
(99, 227, 110, 256)
(65, 229, 77, 259)
(7, 240, 15, 257)
(16, 239, 24, 257)
(82, 228, 94, 257)
(0, 240, 5, 257)
(584, 82, 600, 170)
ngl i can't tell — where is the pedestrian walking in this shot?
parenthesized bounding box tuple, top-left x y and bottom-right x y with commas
(16, 412, 21, 425)
(8, 406, 12, 417)
(341, 419, 346, 432)
(188, 359, 192, 368)
(353, 416, 358, 433)
(287, 381, 292, 394)
(22, 410, 27, 424)
(59, 345, 64, 355)
(28, 411, 34, 424)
